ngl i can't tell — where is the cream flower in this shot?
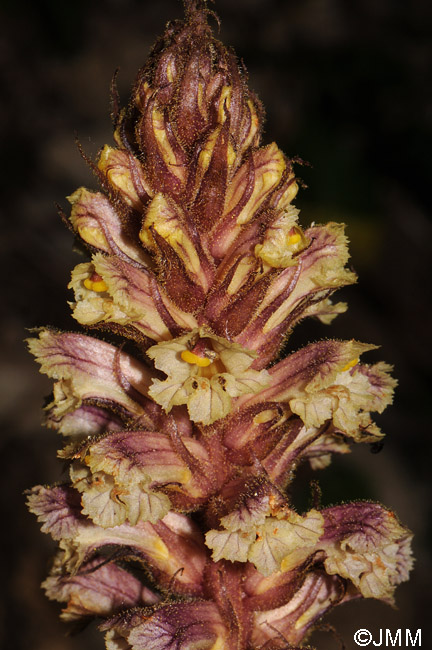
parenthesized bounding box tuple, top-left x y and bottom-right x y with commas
(289, 359, 396, 441)
(205, 494, 324, 576)
(68, 254, 197, 341)
(146, 328, 270, 425)
(254, 205, 309, 268)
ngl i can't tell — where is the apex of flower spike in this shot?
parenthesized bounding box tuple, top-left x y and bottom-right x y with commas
(116, 0, 263, 215)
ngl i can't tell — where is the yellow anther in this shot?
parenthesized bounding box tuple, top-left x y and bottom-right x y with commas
(288, 232, 301, 246)
(181, 350, 212, 367)
(341, 358, 359, 372)
(83, 278, 108, 293)
(253, 409, 277, 425)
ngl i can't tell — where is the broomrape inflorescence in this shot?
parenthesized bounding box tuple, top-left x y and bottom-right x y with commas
(27, 2, 413, 649)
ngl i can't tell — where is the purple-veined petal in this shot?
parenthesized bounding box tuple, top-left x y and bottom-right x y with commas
(251, 570, 351, 648)
(26, 484, 84, 540)
(27, 329, 155, 423)
(320, 502, 413, 603)
(46, 403, 123, 438)
(68, 187, 149, 266)
(43, 555, 159, 621)
(240, 340, 372, 402)
(127, 601, 228, 650)
(237, 340, 392, 445)
(72, 429, 213, 521)
(28, 483, 207, 595)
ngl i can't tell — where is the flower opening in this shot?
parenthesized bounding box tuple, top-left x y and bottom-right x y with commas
(147, 328, 270, 424)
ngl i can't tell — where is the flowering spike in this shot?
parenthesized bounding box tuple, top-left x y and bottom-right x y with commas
(27, 4, 412, 650)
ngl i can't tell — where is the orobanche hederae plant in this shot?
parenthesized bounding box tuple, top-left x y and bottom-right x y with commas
(27, 3, 413, 649)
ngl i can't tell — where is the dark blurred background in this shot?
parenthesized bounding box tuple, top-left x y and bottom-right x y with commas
(1, 0, 431, 648)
